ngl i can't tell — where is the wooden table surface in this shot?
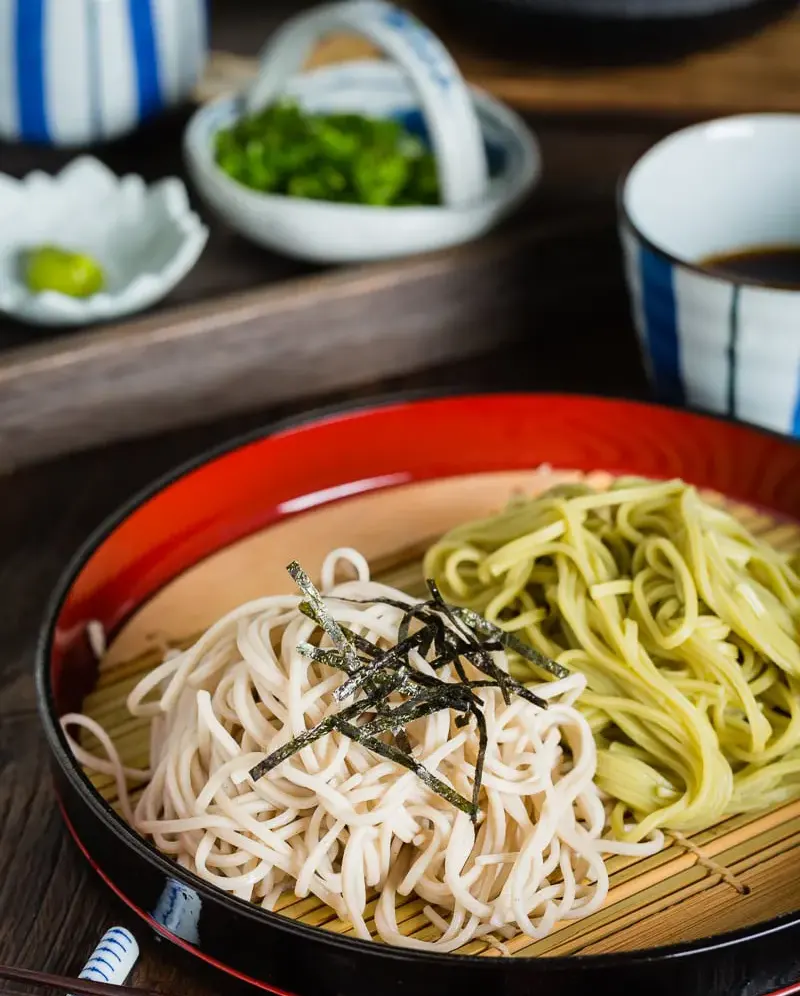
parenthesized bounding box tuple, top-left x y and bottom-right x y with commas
(1, 3, 799, 996)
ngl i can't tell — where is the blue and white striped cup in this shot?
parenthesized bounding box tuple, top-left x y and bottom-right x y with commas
(0, 0, 208, 146)
(620, 114, 800, 438)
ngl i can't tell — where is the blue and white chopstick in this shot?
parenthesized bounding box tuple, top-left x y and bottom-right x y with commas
(77, 927, 139, 988)
(0, 927, 144, 996)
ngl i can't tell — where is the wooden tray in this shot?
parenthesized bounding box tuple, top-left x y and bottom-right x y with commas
(81, 470, 800, 958)
(0, 211, 629, 471)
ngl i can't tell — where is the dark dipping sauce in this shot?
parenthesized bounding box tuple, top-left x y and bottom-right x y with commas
(701, 245, 800, 288)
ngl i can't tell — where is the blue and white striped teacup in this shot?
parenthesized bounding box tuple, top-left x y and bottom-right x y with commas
(0, 0, 208, 147)
(620, 114, 800, 438)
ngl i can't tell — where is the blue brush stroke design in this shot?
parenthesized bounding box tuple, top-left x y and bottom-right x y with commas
(152, 878, 202, 944)
(84, 957, 116, 975)
(639, 244, 685, 405)
(14, 0, 49, 143)
(81, 968, 110, 982)
(394, 108, 506, 178)
(381, 6, 452, 89)
(792, 368, 800, 437)
(200, 0, 211, 52)
(94, 944, 122, 962)
(128, 0, 163, 120)
(100, 937, 127, 957)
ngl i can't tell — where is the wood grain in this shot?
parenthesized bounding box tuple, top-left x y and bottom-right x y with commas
(0, 0, 684, 473)
(0, 109, 659, 470)
(0, 214, 625, 472)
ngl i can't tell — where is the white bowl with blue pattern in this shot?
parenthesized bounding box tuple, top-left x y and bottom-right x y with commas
(621, 114, 800, 438)
(184, 1, 541, 264)
(0, 0, 208, 147)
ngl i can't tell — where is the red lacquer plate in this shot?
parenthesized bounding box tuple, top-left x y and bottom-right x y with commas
(36, 393, 800, 996)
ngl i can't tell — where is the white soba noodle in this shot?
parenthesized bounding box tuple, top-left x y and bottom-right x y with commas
(63, 549, 662, 952)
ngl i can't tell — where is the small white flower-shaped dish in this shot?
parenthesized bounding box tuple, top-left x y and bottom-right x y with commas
(184, 1, 541, 264)
(0, 157, 209, 327)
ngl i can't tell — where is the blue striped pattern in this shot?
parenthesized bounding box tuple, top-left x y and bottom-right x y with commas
(86, 0, 102, 139)
(726, 285, 741, 417)
(2, 0, 208, 146)
(13, 0, 49, 143)
(107, 927, 135, 941)
(81, 969, 110, 982)
(128, 0, 163, 120)
(81, 956, 114, 981)
(626, 228, 800, 437)
(792, 375, 800, 437)
(99, 935, 128, 955)
(639, 245, 685, 406)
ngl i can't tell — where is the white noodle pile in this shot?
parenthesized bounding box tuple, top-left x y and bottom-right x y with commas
(63, 549, 662, 952)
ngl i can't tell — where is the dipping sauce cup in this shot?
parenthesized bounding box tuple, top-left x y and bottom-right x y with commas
(620, 114, 800, 438)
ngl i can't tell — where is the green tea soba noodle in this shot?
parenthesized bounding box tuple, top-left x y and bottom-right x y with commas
(424, 479, 800, 842)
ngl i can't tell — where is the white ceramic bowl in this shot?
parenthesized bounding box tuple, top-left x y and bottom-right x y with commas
(0, 157, 208, 327)
(184, 1, 541, 264)
(620, 113, 800, 438)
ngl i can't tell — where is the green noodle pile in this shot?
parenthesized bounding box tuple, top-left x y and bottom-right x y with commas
(424, 479, 800, 842)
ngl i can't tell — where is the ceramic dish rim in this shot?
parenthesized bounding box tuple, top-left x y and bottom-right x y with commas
(617, 112, 800, 292)
(184, 60, 541, 217)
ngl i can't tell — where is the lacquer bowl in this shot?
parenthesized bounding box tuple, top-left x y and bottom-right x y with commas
(36, 393, 800, 996)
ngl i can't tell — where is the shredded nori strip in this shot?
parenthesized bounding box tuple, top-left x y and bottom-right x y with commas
(342, 589, 568, 681)
(334, 623, 437, 702)
(249, 696, 369, 781)
(248, 562, 562, 819)
(289, 561, 361, 675)
(336, 722, 476, 816)
(454, 607, 570, 680)
(295, 642, 353, 673)
(427, 579, 515, 705)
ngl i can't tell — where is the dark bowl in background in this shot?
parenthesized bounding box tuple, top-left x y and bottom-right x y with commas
(426, 0, 799, 66)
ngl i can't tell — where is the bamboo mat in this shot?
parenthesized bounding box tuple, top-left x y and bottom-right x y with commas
(197, 7, 800, 118)
(76, 495, 800, 958)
